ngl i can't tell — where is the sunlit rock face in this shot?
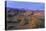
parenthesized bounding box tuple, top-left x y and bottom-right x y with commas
(24, 11, 33, 16)
(34, 10, 44, 17)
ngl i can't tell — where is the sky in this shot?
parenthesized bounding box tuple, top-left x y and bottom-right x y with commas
(6, 1, 45, 10)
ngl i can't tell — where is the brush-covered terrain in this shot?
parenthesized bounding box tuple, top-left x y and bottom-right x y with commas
(6, 8, 45, 30)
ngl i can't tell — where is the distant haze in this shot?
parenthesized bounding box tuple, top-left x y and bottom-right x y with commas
(6, 1, 44, 10)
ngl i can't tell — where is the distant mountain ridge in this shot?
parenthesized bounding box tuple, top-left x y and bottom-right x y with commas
(6, 7, 44, 11)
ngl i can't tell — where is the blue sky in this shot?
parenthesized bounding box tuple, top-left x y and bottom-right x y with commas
(6, 1, 44, 10)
